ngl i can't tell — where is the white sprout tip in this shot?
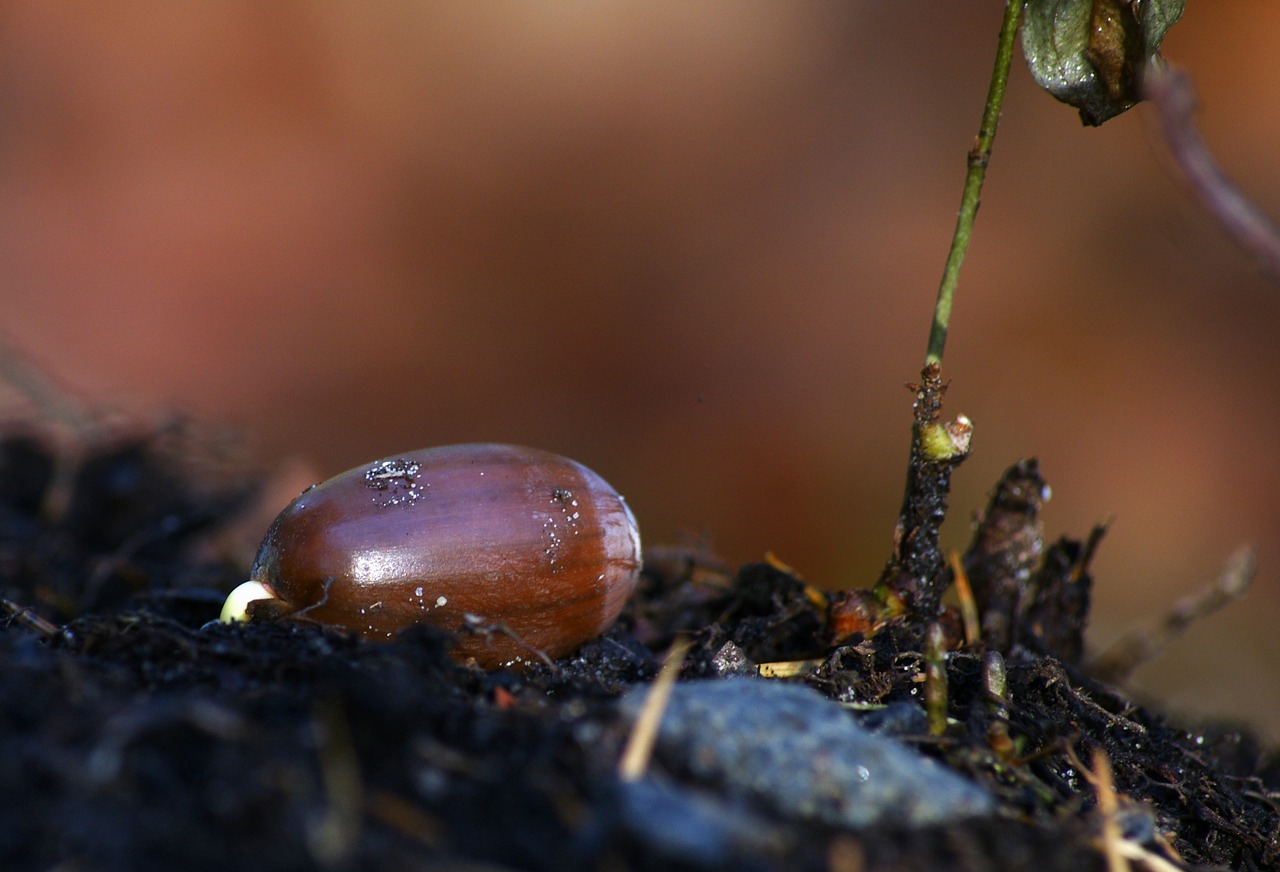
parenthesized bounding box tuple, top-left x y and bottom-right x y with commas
(220, 580, 279, 624)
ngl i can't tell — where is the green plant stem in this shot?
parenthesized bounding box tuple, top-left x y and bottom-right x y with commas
(925, 0, 1025, 367)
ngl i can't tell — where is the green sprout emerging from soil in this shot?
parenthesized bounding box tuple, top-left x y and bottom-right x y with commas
(825, 0, 1265, 666)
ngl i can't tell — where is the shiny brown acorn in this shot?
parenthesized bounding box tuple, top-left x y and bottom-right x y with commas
(220, 443, 642, 669)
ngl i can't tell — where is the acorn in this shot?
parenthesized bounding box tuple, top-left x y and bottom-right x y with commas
(220, 444, 642, 669)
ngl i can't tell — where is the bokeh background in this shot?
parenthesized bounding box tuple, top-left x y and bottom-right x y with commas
(2, 3, 1278, 738)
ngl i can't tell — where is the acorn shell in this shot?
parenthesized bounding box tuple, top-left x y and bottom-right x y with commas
(247, 443, 641, 668)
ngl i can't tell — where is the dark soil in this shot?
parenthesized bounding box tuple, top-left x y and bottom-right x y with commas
(1, 425, 1278, 871)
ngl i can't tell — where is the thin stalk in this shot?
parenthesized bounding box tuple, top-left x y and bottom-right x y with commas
(925, 0, 1026, 367)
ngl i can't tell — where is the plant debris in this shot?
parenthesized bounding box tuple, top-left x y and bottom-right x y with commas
(1, 424, 1278, 871)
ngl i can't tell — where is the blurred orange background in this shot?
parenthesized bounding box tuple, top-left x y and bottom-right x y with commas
(2, 3, 1278, 738)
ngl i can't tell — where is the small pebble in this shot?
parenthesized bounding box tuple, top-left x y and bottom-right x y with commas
(619, 677, 993, 829)
(857, 700, 930, 738)
(709, 641, 754, 677)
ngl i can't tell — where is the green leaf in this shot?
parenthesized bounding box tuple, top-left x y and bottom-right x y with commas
(1021, 0, 1186, 126)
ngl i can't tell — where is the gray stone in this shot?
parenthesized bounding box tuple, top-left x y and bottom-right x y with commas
(615, 776, 787, 867)
(619, 677, 993, 829)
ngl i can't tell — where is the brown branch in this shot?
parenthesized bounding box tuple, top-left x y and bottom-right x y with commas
(1144, 64, 1280, 282)
(1089, 545, 1255, 684)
